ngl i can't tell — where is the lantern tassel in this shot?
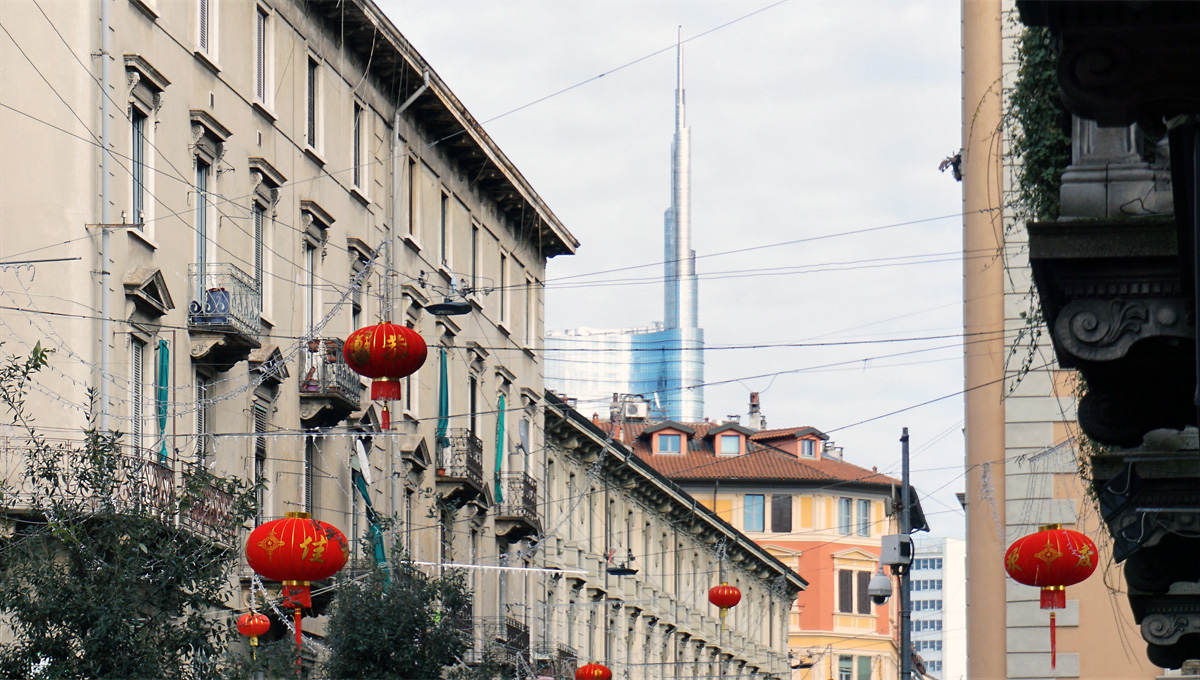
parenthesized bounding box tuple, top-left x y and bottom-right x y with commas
(1050, 611, 1057, 669)
(295, 607, 303, 676)
(381, 405, 390, 430)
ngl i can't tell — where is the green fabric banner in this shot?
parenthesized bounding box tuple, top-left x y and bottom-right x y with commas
(494, 393, 505, 504)
(436, 347, 449, 450)
(156, 339, 169, 463)
(352, 469, 388, 574)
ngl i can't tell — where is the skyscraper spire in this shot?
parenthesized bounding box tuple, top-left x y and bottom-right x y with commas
(665, 28, 697, 333)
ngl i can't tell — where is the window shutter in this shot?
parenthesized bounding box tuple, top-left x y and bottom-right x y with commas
(838, 569, 853, 613)
(307, 59, 317, 145)
(199, 0, 209, 51)
(195, 378, 207, 458)
(131, 340, 144, 448)
(857, 571, 871, 614)
(353, 105, 362, 186)
(255, 9, 266, 100)
(857, 655, 872, 680)
(771, 494, 792, 533)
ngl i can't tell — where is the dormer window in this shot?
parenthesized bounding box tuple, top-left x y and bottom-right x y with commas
(801, 439, 817, 457)
(719, 434, 741, 455)
(658, 433, 681, 454)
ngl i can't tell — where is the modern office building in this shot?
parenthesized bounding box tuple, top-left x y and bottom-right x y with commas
(910, 538, 965, 680)
(545, 39, 703, 421)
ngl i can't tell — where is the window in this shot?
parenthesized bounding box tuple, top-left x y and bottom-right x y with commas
(744, 494, 764, 532)
(770, 494, 792, 533)
(195, 373, 211, 459)
(838, 497, 852, 534)
(469, 375, 478, 436)
(254, 6, 269, 104)
(838, 570, 872, 614)
(838, 656, 852, 680)
(352, 103, 364, 188)
(198, 0, 215, 56)
(719, 434, 740, 455)
(801, 439, 816, 457)
(304, 436, 315, 514)
(470, 223, 479, 290)
(306, 57, 319, 150)
(658, 433, 680, 454)
(195, 159, 210, 269)
(130, 338, 146, 450)
(253, 203, 266, 309)
(857, 499, 871, 536)
(439, 192, 450, 266)
(857, 656, 872, 680)
(131, 109, 147, 225)
(499, 252, 508, 324)
(403, 319, 418, 413)
(253, 401, 268, 525)
(303, 241, 317, 337)
(407, 157, 418, 237)
(525, 276, 536, 345)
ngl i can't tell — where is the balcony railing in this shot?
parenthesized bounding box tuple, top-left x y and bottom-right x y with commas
(0, 437, 175, 516)
(439, 429, 483, 490)
(504, 616, 530, 651)
(496, 472, 538, 525)
(298, 338, 364, 404)
(0, 437, 235, 544)
(187, 262, 260, 340)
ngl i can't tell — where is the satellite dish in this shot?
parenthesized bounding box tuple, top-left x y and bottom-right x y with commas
(425, 298, 472, 316)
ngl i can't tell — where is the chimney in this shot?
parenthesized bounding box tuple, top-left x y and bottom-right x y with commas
(749, 392, 764, 431)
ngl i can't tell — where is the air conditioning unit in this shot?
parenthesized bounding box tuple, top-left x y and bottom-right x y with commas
(623, 402, 649, 420)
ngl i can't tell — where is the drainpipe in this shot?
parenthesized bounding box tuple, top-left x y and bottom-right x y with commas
(99, 0, 113, 430)
(389, 70, 430, 319)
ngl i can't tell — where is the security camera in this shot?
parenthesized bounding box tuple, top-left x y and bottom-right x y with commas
(868, 570, 893, 605)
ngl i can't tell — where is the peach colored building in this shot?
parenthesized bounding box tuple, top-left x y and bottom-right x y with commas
(601, 419, 902, 680)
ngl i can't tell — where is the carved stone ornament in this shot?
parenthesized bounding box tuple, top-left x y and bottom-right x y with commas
(1054, 297, 1193, 363)
(1142, 610, 1200, 646)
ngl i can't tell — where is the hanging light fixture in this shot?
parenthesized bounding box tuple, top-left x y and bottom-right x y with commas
(708, 582, 742, 629)
(575, 662, 613, 680)
(236, 612, 271, 659)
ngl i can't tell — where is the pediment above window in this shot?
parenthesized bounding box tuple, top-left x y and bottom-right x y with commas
(123, 267, 174, 317)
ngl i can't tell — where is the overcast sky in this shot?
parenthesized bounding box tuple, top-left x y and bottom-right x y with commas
(378, 0, 967, 539)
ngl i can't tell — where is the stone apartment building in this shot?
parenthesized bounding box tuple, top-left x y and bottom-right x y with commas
(0, 1, 804, 676)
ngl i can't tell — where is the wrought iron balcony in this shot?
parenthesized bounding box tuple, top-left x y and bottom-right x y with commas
(495, 472, 539, 540)
(504, 615, 530, 651)
(187, 262, 261, 342)
(437, 429, 485, 504)
(0, 437, 235, 545)
(298, 338, 364, 423)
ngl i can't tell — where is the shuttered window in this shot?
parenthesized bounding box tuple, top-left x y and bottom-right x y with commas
(306, 57, 318, 147)
(304, 436, 315, 514)
(131, 110, 146, 224)
(771, 494, 792, 533)
(857, 570, 871, 614)
(253, 204, 265, 308)
(352, 103, 363, 187)
(254, 402, 268, 525)
(131, 339, 145, 450)
(198, 0, 210, 52)
(195, 374, 210, 459)
(857, 656, 872, 680)
(837, 569, 853, 613)
(255, 7, 267, 101)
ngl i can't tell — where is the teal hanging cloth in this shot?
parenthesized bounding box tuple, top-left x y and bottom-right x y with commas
(494, 393, 505, 503)
(352, 470, 388, 575)
(436, 347, 449, 453)
(156, 339, 169, 464)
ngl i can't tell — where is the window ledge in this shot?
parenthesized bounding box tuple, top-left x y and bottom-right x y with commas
(129, 0, 159, 20)
(349, 186, 369, 206)
(401, 234, 422, 253)
(251, 101, 277, 123)
(497, 320, 512, 336)
(193, 50, 220, 74)
(303, 146, 326, 167)
(127, 227, 158, 251)
(259, 313, 275, 329)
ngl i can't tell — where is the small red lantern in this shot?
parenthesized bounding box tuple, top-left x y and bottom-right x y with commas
(576, 663, 613, 680)
(236, 612, 270, 646)
(709, 582, 742, 628)
(246, 512, 348, 655)
(343, 322, 427, 429)
(1004, 524, 1098, 668)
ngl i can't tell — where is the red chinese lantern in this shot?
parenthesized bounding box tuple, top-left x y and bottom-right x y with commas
(709, 582, 742, 628)
(1004, 524, 1098, 668)
(246, 512, 348, 655)
(576, 663, 613, 680)
(343, 322, 428, 429)
(236, 612, 271, 658)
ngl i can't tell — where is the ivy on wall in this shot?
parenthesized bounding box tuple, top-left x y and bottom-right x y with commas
(1007, 25, 1072, 223)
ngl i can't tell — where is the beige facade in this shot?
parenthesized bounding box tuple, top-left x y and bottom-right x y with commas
(541, 397, 804, 679)
(961, 2, 1163, 678)
(0, 1, 805, 677)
